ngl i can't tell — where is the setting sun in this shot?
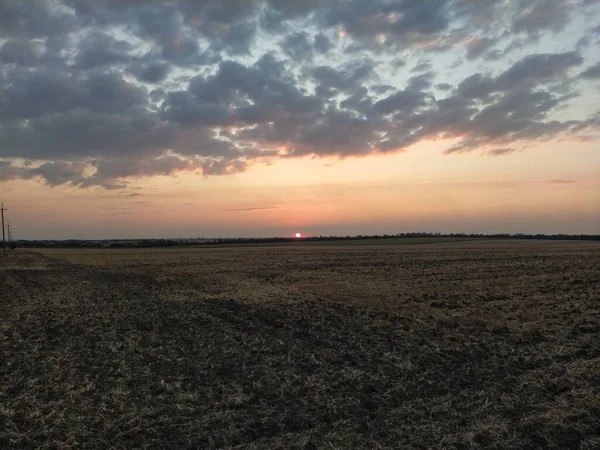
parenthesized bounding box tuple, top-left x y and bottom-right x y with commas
(295, 233, 302, 238)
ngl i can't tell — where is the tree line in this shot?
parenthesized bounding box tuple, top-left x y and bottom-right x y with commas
(12, 232, 600, 248)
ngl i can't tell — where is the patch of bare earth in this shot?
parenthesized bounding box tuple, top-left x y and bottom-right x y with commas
(1, 242, 599, 449)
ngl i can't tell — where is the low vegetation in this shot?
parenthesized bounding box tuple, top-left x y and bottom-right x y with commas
(1, 241, 599, 449)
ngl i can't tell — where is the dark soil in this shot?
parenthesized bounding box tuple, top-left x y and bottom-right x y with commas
(1, 244, 599, 449)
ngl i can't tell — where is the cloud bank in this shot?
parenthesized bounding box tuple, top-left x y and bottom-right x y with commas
(1, 0, 599, 188)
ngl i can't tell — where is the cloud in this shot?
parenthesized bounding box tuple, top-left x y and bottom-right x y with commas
(314, 33, 333, 54)
(511, 0, 574, 35)
(412, 60, 433, 72)
(580, 62, 600, 79)
(442, 88, 579, 154)
(0, 160, 126, 189)
(0, 0, 598, 188)
(548, 178, 576, 184)
(452, 51, 584, 102)
(281, 31, 313, 61)
(24, 161, 93, 187)
(495, 52, 583, 90)
(0, 0, 77, 39)
(454, 0, 597, 37)
(74, 30, 133, 70)
(407, 72, 436, 91)
(322, 0, 449, 48)
(0, 69, 148, 121)
(374, 90, 432, 115)
(223, 205, 281, 212)
(94, 155, 199, 180)
(0, 107, 175, 160)
(483, 148, 516, 156)
(0, 160, 27, 182)
(456, 74, 497, 99)
(466, 37, 496, 60)
(312, 59, 376, 93)
(0, 39, 43, 66)
(130, 62, 171, 83)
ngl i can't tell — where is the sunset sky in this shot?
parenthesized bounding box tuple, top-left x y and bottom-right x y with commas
(1, 0, 599, 239)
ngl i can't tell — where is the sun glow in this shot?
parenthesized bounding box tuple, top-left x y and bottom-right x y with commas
(295, 232, 302, 238)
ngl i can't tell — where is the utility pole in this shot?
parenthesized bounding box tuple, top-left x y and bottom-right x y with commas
(1, 203, 6, 256)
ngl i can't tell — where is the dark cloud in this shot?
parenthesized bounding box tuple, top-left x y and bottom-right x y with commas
(374, 90, 432, 115)
(0, 39, 42, 66)
(340, 87, 373, 111)
(484, 148, 516, 156)
(370, 84, 395, 94)
(0, 0, 77, 39)
(0, 69, 148, 121)
(454, 0, 596, 37)
(130, 62, 171, 83)
(580, 62, 600, 79)
(281, 31, 313, 61)
(0, 160, 125, 189)
(85, 72, 148, 113)
(178, 1, 258, 55)
(200, 158, 247, 176)
(456, 74, 497, 100)
(74, 30, 132, 70)
(215, 23, 257, 55)
(511, 0, 572, 35)
(161, 56, 321, 132)
(323, 0, 449, 47)
(288, 110, 385, 157)
(466, 37, 496, 60)
(25, 161, 90, 187)
(312, 60, 376, 92)
(495, 52, 584, 90)
(160, 91, 234, 127)
(160, 36, 203, 63)
(1, 69, 86, 119)
(412, 60, 432, 72)
(94, 155, 198, 180)
(265, 0, 322, 16)
(174, 129, 240, 158)
(0, 0, 598, 188)
(150, 89, 167, 103)
(314, 33, 333, 54)
(0, 160, 27, 182)
(0, 106, 175, 161)
(407, 72, 436, 92)
(452, 51, 585, 102)
(442, 88, 586, 154)
(182, 56, 324, 123)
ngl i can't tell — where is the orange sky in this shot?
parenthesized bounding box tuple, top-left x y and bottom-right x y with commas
(1, 1, 599, 239)
(5, 139, 599, 239)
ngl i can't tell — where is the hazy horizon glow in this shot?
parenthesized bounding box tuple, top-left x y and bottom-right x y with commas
(1, 1, 599, 239)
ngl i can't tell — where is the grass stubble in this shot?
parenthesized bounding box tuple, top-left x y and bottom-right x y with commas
(1, 240, 599, 449)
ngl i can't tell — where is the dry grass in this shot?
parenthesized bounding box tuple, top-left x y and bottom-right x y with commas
(1, 241, 599, 449)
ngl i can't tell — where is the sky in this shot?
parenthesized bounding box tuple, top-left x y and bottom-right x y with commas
(0, 0, 599, 239)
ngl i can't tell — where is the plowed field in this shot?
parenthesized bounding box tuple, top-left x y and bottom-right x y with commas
(1, 241, 599, 449)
